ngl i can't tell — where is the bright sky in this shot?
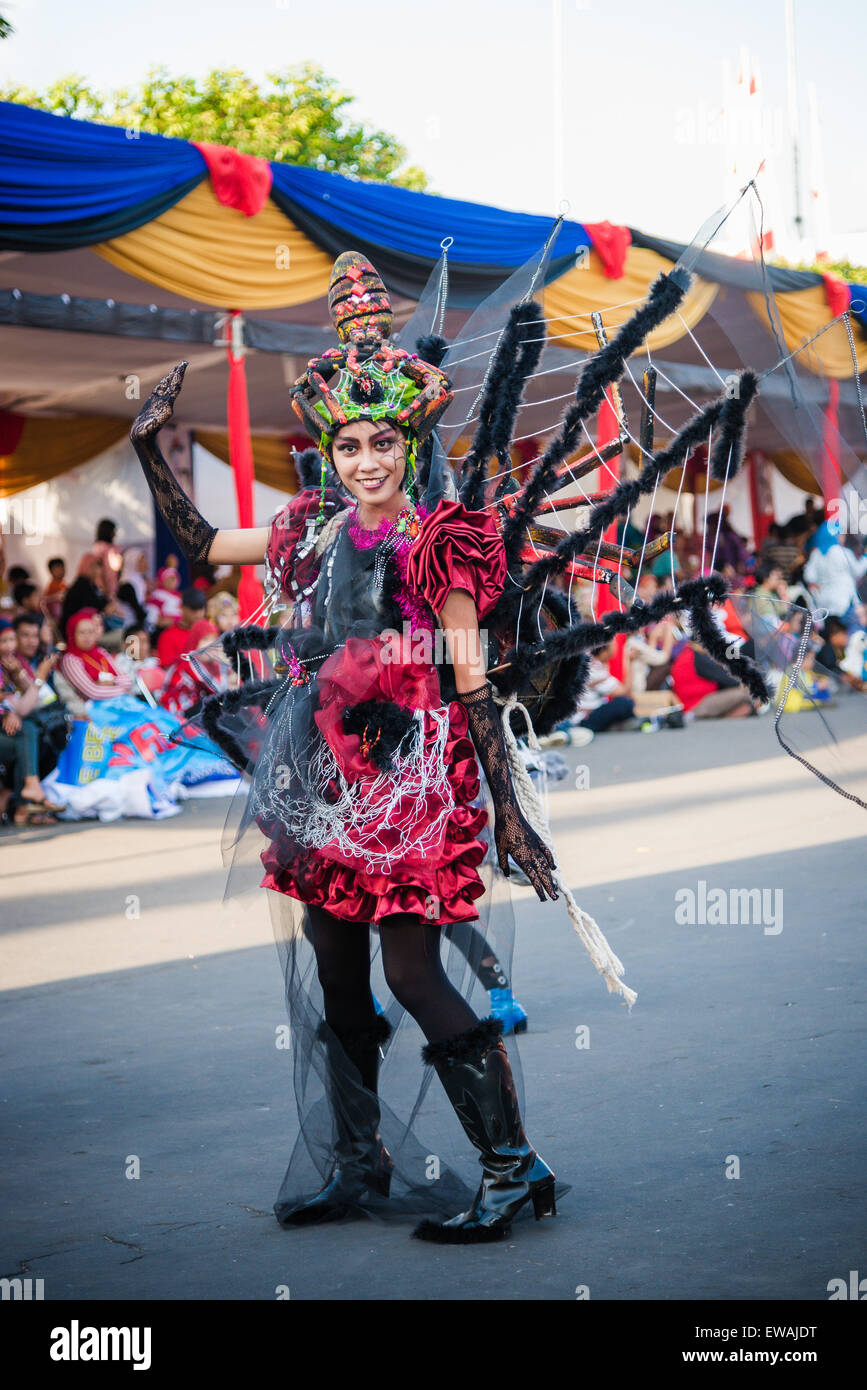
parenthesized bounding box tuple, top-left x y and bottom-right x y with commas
(1, 0, 864, 253)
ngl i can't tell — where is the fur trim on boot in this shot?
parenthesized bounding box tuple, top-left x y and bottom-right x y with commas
(420, 1015, 503, 1067)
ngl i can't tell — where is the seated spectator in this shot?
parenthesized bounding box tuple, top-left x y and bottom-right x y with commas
(117, 547, 150, 627)
(43, 556, 68, 627)
(13, 581, 41, 616)
(191, 560, 217, 594)
(207, 590, 239, 634)
(795, 500, 825, 553)
(92, 518, 123, 598)
(118, 623, 166, 697)
(146, 566, 183, 630)
(816, 616, 866, 691)
(13, 614, 55, 691)
(670, 641, 754, 718)
(804, 521, 867, 631)
(751, 563, 788, 623)
(575, 642, 636, 733)
(157, 586, 206, 668)
(62, 553, 108, 629)
(760, 522, 804, 583)
(710, 505, 750, 573)
(0, 617, 66, 824)
(55, 609, 134, 716)
(160, 618, 219, 717)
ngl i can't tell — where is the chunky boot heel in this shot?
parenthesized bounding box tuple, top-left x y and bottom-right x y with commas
(531, 1176, 557, 1219)
(412, 1017, 558, 1245)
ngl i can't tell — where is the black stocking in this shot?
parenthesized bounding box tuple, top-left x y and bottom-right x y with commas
(380, 917, 479, 1044)
(444, 922, 510, 991)
(305, 905, 377, 1039)
(305, 907, 480, 1056)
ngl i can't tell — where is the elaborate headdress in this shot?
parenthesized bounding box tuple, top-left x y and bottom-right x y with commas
(289, 252, 454, 501)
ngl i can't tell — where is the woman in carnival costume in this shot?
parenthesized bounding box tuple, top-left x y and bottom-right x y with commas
(130, 250, 768, 1242)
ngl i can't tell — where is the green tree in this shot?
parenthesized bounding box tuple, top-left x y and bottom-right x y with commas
(0, 14, 14, 39)
(0, 63, 428, 188)
(772, 255, 867, 285)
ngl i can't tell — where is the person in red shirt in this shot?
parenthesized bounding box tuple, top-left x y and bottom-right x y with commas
(156, 586, 206, 668)
(670, 641, 754, 718)
(159, 618, 219, 717)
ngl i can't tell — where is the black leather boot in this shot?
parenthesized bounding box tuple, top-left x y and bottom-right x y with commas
(412, 1016, 556, 1244)
(277, 1015, 394, 1227)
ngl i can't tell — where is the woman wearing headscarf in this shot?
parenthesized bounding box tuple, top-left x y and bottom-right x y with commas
(804, 520, 867, 631)
(146, 566, 182, 630)
(117, 547, 150, 627)
(55, 609, 134, 715)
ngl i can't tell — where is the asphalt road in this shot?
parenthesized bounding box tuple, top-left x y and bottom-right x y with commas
(2, 702, 866, 1301)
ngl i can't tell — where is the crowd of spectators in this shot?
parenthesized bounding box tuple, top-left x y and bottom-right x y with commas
(2, 497, 866, 823)
(0, 518, 239, 827)
(546, 499, 867, 745)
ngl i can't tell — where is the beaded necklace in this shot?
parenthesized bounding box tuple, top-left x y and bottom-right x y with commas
(346, 502, 434, 633)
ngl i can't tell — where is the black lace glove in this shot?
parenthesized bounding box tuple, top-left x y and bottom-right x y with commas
(458, 682, 559, 902)
(129, 361, 217, 565)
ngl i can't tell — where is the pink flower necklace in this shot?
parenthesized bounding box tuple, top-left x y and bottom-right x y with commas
(347, 503, 426, 549)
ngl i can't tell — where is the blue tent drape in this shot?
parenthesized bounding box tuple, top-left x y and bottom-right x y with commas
(0, 102, 589, 299)
(1, 102, 863, 329)
(0, 101, 205, 249)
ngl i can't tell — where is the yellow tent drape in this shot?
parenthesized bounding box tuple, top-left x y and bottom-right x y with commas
(95, 181, 335, 310)
(0, 416, 129, 497)
(542, 246, 719, 353)
(746, 284, 867, 378)
(772, 450, 822, 493)
(195, 430, 299, 494)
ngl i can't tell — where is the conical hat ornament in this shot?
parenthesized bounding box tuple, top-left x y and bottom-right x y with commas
(289, 252, 453, 447)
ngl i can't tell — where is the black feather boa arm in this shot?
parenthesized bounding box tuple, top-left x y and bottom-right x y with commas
(490, 575, 769, 709)
(200, 677, 282, 773)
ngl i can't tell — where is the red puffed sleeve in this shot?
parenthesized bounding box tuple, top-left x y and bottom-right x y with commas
(405, 499, 507, 621)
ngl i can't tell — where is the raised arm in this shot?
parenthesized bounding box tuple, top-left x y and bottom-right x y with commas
(130, 363, 268, 568)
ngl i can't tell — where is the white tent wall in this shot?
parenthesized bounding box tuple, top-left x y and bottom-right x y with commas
(0, 438, 154, 591)
(770, 470, 824, 531)
(191, 444, 287, 530)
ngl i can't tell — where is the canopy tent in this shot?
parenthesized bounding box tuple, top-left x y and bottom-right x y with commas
(2, 99, 866, 534)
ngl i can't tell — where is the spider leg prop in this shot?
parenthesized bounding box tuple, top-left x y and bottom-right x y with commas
(200, 677, 284, 775)
(414, 334, 450, 496)
(457, 301, 546, 511)
(500, 271, 687, 571)
(518, 372, 759, 599)
(491, 576, 769, 707)
(489, 374, 766, 708)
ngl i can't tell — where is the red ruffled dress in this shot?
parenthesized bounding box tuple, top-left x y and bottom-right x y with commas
(258, 499, 506, 927)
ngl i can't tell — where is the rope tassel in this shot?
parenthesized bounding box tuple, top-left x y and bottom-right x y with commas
(495, 692, 637, 1010)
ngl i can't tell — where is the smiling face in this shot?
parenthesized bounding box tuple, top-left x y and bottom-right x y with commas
(329, 419, 409, 511)
(0, 627, 16, 660)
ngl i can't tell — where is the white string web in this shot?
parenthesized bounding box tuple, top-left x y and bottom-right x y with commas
(249, 695, 457, 875)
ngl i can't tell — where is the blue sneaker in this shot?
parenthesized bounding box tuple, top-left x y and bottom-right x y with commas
(488, 987, 528, 1034)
